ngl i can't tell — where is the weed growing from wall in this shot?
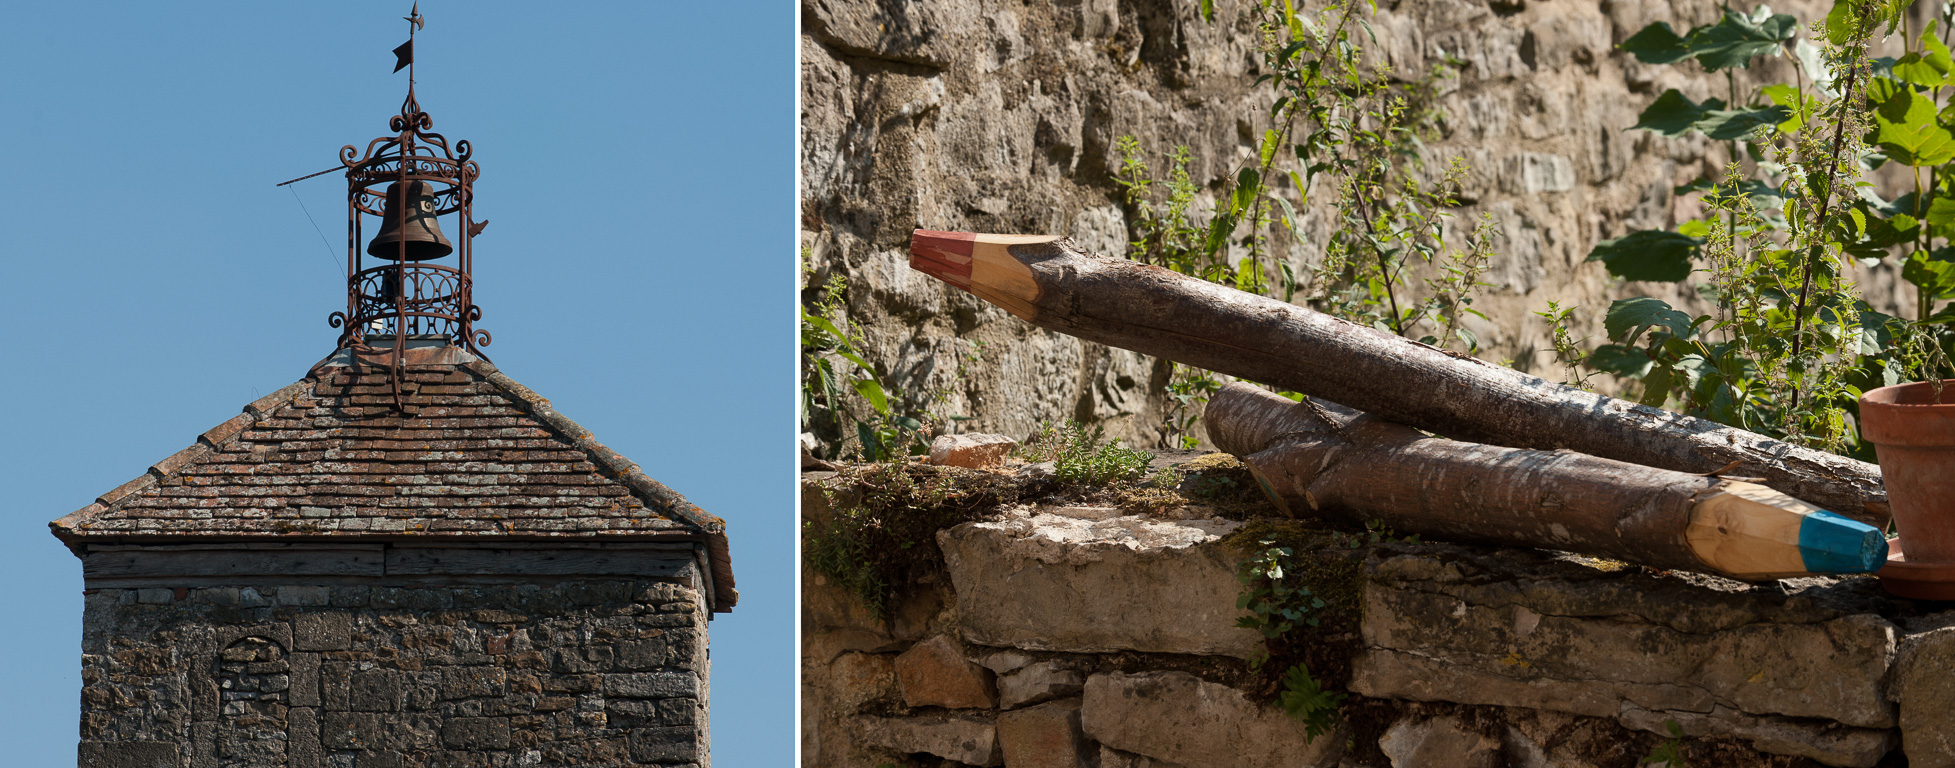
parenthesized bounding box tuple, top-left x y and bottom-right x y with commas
(1571, 0, 1954, 457)
(1116, 0, 1499, 448)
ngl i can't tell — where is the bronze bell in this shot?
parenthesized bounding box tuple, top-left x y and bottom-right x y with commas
(366, 180, 453, 260)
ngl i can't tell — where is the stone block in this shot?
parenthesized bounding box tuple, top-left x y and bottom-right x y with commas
(293, 612, 351, 651)
(998, 698, 1091, 768)
(895, 635, 996, 709)
(288, 706, 321, 768)
(1081, 672, 1340, 768)
(1378, 716, 1498, 768)
(998, 661, 1083, 709)
(938, 515, 1257, 657)
(440, 716, 511, 750)
(616, 637, 670, 670)
(440, 666, 507, 699)
(830, 651, 898, 712)
(323, 666, 405, 712)
(289, 653, 320, 707)
(1354, 552, 1897, 730)
(1898, 628, 1955, 767)
(602, 671, 699, 699)
(628, 726, 700, 763)
(927, 433, 1018, 469)
(320, 712, 438, 751)
(856, 714, 1002, 766)
(77, 741, 179, 768)
(276, 586, 332, 606)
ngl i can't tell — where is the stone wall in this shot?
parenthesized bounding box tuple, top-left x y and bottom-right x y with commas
(798, 0, 1916, 452)
(801, 470, 1955, 767)
(79, 580, 708, 768)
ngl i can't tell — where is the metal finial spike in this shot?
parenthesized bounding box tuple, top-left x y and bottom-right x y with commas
(405, 3, 425, 30)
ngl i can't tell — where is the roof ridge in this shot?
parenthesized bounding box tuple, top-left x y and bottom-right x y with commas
(49, 378, 316, 544)
(462, 360, 726, 536)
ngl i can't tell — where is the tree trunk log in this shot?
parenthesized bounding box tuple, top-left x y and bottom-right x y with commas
(908, 231, 1888, 525)
(1206, 384, 1886, 580)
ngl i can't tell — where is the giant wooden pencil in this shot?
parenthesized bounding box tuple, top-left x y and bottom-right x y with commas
(909, 230, 1889, 525)
(1205, 383, 1885, 580)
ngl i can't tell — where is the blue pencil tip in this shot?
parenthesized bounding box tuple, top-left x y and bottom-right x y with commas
(1798, 510, 1889, 574)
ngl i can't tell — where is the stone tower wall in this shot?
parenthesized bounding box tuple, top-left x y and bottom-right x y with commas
(78, 580, 708, 768)
(798, 0, 1913, 452)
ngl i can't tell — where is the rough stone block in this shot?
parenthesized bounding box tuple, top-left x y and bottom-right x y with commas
(289, 653, 320, 707)
(856, 714, 1002, 766)
(628, 726, 700, 763)
(830, 651, 898, 712)
(895, 635, 996, 709)
(77, 741, 179, 768)
(998, 661, 1083, 710)
(320, 712, 437, 751)
(938, 514, 1257, 657)
(440, 666, 507, 699)
(1354, 551, 1898, 730)
(1379, 716, 1498, 768)
(323, 666, 405, 712)
(602, 671, 698, 699)
(998, 698, 1091, 768)
(293, 612, 351, 651)
(1081, 672, 1340, 768)
(440, 716, 511, 750)
(1898, 628, 1955, 767)
(927, 433, 1018, 469)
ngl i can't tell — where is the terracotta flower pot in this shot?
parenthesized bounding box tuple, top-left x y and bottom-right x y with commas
(1861, 382, 1955, 598)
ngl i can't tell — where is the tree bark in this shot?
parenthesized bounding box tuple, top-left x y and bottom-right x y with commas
(1207, 384, 1884, 580)
(909, 232, 1888, 525)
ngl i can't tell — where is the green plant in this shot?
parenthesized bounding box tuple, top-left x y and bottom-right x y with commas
(804, 464, 1022, 621)
(1568, 0, 1955, 457)
(799, 270, 932, 462)
(1235, 537, 1328, 647)
(1277, 662, 1347, 743)
(1116, 0, 1499, 447)
(1023, 421, 1154, 485)
(1639, 720, 1689, 767)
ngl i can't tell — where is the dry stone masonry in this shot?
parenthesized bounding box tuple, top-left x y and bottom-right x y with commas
(58, 344, 734, 768)
(798, 0, 1919, 450)
(81, 581, 706, 768)
(801, 461, 1955, 767)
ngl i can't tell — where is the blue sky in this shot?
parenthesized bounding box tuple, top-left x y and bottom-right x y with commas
(0, 2, 793, 764)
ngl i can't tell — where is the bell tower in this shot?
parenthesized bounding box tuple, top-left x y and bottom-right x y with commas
(54, 8, 734, 767)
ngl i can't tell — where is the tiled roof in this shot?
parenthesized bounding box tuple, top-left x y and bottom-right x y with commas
(50, 350, 734, 609)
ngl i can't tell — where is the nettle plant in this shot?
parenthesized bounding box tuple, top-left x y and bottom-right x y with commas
(1118, 0, 1499, 448)
(1568, 0, 1953, 457)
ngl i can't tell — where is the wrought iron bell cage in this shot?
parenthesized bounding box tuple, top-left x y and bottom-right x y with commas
(329, 89, 490, 358)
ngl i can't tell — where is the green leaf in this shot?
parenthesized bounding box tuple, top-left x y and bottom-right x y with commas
(1904, 250, 1955, 299)
(1874, 91, 1955, 166)
(1927, 197, 1955, 237)
(1605, 297, 1695, 342)
(1826, 0, 1864, 45)
(1695, 105, 1792, 140)
(1199, 0, 1215, 23)
(1893, 23, 1953, 86)
(1686, 8, 1797, 71)
(1630, 89, 1786, 139)
(1621, 21, 1692, 63)
(1762, 83, 1815, 132)
(1640, 364, 1676, 407)
(852, 379, 890, 416)
(1632, 90, 1711, 135)
(1586, 230, 1700, 282)
(1589, 344, 1655, 377)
